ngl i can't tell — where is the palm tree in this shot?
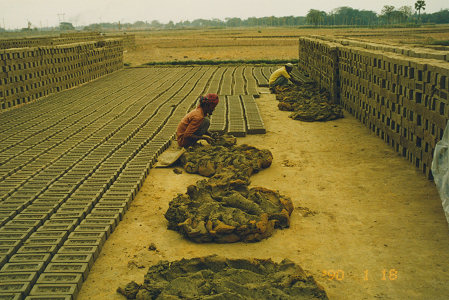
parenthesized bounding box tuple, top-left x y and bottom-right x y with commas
(415, 0, 426, 21)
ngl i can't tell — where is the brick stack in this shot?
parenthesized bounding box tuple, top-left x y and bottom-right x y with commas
(0, 32, 136, 50)
(299, 36, 449, 178)
(0, 39, 123, 111)
(298, 37, 339, 103)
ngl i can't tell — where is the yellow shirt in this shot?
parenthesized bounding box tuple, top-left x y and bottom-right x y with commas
(269, 67, 291, 85)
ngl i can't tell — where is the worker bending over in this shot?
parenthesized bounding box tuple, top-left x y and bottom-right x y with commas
(176, 93, 219, 148)
(269, 63, 299, 92)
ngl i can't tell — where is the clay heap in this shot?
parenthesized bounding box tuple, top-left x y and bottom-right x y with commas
(164, 135, 294, 243)
(118, 255, 328, 299)
(275, 83, 343, 122)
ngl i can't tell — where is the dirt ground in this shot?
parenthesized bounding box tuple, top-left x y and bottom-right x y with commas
(124, 26, 449, 65)
(78, 89, 449, 300)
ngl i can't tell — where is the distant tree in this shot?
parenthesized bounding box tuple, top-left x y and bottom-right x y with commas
(225, 17, 242, 27)
(381, 5, 395, 24)
(133, 21, 146, 28)
(150, 20, 162, 28)
(415, 0, 426, 20)
(306, 9, 326, 26)
(166, 21, 174, 29)
(59, 22, 74, 30)
(399, 5, 413, 22)
(432, 9, 449, 23)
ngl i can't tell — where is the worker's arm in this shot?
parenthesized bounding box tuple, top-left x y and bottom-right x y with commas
(183, 117, 213, 143)
(289, 76, 301, 85)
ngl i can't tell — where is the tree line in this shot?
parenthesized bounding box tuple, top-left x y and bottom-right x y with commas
(2, 1, 446, 32)
(306, 3, 448, 26)
(83, 6, 448, 31)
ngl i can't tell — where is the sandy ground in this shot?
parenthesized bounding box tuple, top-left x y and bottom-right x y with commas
(78, 89, 449, 300)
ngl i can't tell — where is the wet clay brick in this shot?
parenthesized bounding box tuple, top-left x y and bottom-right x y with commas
(44, 263, 89, 280)
(36, 273, 83, 289)
(28, 284, 77, 299)
(0, 272, 38, 283)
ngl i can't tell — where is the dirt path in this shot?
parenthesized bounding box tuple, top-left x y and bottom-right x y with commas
(78, 91, 449, 300)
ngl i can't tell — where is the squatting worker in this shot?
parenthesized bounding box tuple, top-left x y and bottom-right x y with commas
(176, 93, 219, 148)
(268, 63, 299, 92)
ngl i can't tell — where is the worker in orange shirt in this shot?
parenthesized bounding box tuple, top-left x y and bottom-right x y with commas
(176, 93, 219, 148)
(269, 63, 299, 92)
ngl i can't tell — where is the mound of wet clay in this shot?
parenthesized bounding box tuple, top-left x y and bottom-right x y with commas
(118, 256, 328, 299)
(165, 175, 293, 243)
(275, 84, 343, 122)
(165, 135, 294, 243)
(180, 142, 273, 181)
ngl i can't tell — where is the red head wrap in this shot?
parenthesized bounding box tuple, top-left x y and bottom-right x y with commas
(200, 93, 219, 107)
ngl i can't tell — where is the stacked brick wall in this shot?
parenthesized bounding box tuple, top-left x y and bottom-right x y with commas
(0, 39, 123, 111)
(299, 37, 449, 178)
(313, 35, 449, 63)
(0, 32, 135, 50)
(298, 38, 340, 103)
(107, 33, 136, 49)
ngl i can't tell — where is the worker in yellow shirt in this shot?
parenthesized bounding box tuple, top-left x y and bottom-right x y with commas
(268, 63, 299, 92)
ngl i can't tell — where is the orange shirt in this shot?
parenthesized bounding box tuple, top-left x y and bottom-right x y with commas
(176, 106, 205, 147)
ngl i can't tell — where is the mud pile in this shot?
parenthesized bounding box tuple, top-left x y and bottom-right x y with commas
(180, 139, 273, 182)
(165, 135, 293, 243)
(275, 84, 343, 122)
(118, 255, 329, 299)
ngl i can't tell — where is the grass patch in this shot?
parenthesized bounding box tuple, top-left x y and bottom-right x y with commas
(143, 59, 298, 66)
(429, 40, 449, 46)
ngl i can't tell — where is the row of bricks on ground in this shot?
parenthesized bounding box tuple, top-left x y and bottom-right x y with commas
(0, 147, 157, 202)
(0, 195, 129, 226)
(0, 153, 148, 190)
(0, 106, 195, 157)
(0, 222, 111, 299)
(0, 212, 124, 258)
(0, 116, 168, 173)
(0, 135, 164, 175)
(0, 144, 166, 299)
(0, 66, 264, 113)
(0, 87, 166, 138)
(5, 166, 148, 199)
(0, 86, 163, 133)
(0, 137, 160, 196)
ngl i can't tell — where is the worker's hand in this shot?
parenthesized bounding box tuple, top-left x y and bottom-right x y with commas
(202, 135, 213, 144)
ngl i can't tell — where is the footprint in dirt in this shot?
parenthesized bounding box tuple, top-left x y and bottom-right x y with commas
(281, 159, 297, 167)
(297, 207, 317, 217)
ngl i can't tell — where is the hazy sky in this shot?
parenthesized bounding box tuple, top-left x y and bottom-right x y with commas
(1, 0, 448, 29)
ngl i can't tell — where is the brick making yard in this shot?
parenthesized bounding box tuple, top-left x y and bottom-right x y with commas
(0, 65, 277, 299)
(1, 27, 449, 300)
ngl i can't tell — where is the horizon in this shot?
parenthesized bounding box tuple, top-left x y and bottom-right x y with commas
(1, 0, 448, 30)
